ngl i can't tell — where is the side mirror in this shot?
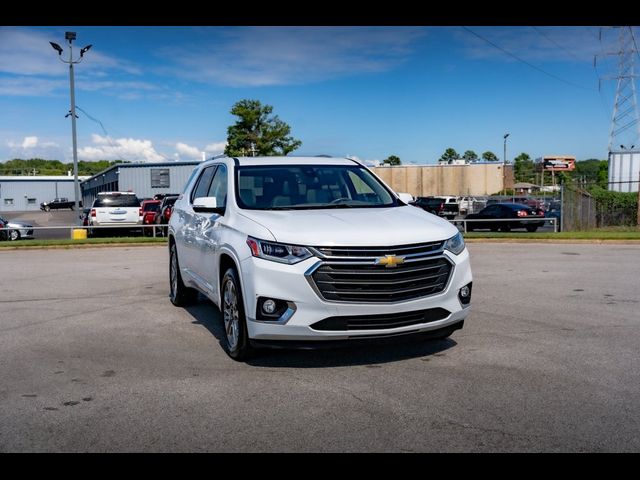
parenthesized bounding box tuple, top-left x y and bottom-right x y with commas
(397, 192, 414, 204)
(193, 197, 225, 215)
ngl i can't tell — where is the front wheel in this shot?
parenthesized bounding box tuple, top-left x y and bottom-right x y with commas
(221, 268, 253, 361)
(44, 205, 50, 212)
(169, 242, 198, 306)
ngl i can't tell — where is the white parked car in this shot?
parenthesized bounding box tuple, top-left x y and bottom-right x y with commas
(169, 156, 473, 360)
(89, 192, 142, 235)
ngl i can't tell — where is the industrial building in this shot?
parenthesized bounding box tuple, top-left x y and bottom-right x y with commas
(0, 176, 88, 212)
(81, 161, 200, 206)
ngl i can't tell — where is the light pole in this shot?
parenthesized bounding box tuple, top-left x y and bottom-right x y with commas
(502, 133, 510, 196)
(50, 32, 92, 224)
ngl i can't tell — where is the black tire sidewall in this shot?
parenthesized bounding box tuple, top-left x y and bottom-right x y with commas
(221, 268, 250, 360)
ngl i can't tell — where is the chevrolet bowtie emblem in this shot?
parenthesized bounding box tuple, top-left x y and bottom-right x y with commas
(375, 255, 405, 268)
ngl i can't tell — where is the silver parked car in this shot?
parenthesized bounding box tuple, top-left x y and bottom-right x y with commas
(0, 216, 35, 241)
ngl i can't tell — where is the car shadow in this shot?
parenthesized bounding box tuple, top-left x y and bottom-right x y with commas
(185, 299, 458, 369)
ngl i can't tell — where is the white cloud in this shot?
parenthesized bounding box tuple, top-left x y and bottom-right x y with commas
(346, 155, 380, 167)
(0, 27, 142, 77)
(22, 136, 39, 148)
(456, 26, 617, 64)
(175, 142, 202, 159)
(78, 134, 165, 162)
(0, 77, 66, 96)
(159, 27, 426, 87)
(205, 141, 226, 154)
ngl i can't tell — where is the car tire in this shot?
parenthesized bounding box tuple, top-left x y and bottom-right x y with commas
(44, 206, 50, 212)
(221, 267, 253, 361)
(499, 225, 511, 232)
(169, 242, 198, 307)
(9, 230, 20, 241)
(526, 226, 538, 232)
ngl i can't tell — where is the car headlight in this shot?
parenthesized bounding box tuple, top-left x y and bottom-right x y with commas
(246, 236, 313, 264)
(444, 232, 465, 255)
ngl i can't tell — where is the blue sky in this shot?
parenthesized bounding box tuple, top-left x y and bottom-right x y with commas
(0, 26, 631, 165)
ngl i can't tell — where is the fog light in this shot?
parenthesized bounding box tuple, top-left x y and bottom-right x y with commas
(262, 299, 277, 314)
(458, 282, 472, 306)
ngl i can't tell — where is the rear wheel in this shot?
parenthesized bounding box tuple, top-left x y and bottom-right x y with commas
(221, 268, 253, 361)
(169, 242, 198, 306)
(526, 225, 538, 232)
(499, 224, 511, 232)
(9, 230, 20, 241)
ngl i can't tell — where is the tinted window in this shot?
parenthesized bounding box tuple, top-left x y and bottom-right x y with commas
(191, 166, 217, 202)
(206, 164, 228, 209)
(93, 194, 140, 207)
(236, 165, 396, 210)
(143, 203, 160, 212)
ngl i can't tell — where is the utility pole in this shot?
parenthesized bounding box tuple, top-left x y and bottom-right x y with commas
(502, 133, 510, 196)
(50, 33, 92, 224)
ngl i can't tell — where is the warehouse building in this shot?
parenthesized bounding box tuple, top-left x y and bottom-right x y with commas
(0, 176, 88, 212)
(81, 161, 200, 206)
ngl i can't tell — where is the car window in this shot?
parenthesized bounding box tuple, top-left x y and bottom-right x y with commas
(191, 166, 217, 203)
(236, 165, 396, 210)
(93, 195, 140, 207)
(206, 164, 228, 209)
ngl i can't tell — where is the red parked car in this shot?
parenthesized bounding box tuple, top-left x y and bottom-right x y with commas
(140, 200, 161, 236)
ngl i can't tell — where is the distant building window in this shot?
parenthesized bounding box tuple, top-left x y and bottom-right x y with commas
(4, 198, 14, 206)
(27, 198, 37, 205)
(151, 168, 170, 188)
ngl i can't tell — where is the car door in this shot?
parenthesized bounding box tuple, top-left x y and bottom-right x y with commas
(194, 164, 229, 298)
(477, 205, 500, 230)
(179, 165, 218, 288)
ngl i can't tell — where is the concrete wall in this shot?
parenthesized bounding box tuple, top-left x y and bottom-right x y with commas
(0, 177, 80, 212)
(372, 163, 513, 197)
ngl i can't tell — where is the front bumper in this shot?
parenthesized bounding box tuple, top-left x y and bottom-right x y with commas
(240, 248, 472, 341)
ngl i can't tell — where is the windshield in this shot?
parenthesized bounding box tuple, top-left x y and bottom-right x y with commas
(93, 195, 140, 208)
(236, 165, 398, 210)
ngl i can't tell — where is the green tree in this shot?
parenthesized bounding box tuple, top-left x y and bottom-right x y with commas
(462, 150, 478, 162)
(382, 155, 401, 166)
(439, 148, 459, 164)
(513, 152, 535, 183)
(482, 151, 499, 162)
(224, 99, 301, 157)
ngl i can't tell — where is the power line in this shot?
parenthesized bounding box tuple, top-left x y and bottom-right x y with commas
(461, 26, 592, 91)
(531, 26, 584, 62)
(75, 105, 173, 162)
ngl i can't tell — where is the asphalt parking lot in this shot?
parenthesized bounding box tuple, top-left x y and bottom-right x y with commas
(1, 243, 639, 452)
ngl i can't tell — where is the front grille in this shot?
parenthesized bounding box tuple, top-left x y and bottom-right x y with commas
(308, 242, 453, 303)
(310, 307, 451, 331)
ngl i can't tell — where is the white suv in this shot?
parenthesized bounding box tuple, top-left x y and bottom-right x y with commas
(89, 192, 142, 234)
(169, 157, 472, 360)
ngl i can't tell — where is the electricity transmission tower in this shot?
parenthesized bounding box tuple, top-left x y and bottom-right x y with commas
(596, 26, 640, 151)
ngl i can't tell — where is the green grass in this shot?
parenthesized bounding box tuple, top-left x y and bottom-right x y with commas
(0, 236, 167, 249)
(465, 228, 640, 240)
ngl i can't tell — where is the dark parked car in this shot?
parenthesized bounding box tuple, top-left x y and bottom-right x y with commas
(464, 203, 545, 232)
(0, 215, 34, 240)
(40, 197, 81, 211)
(411, 196, 458, 220)
(155, 195, 179, 236)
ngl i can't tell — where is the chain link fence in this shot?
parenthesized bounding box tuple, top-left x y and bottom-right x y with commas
(561, 181, 639, 231)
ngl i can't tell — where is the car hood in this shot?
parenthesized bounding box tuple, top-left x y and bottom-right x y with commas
(237, 205, 458, 246)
